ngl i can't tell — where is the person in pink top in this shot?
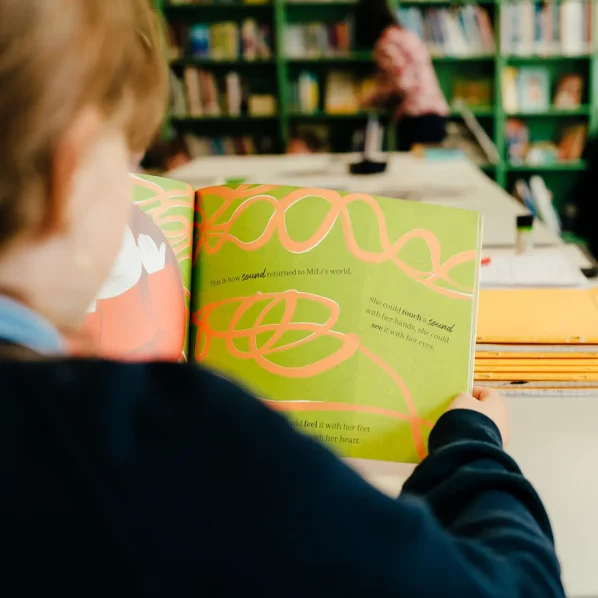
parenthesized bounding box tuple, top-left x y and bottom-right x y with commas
(357, 0, 449, 151)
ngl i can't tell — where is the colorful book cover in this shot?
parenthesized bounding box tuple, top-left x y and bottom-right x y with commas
(83, 175, 195, 362)
(517, 67, 550, 112)
(554, 73, 584, 109)
(83, 177, 482, 465)
(505, 118, 530, 165)
(502, 66, 519, 112)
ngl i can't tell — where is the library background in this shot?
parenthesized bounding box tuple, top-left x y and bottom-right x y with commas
(150, 0, 598, 243)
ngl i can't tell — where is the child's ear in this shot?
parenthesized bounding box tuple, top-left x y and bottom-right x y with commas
(46, 106, 103, 235)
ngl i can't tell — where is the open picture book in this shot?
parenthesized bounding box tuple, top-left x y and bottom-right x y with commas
(84, 175, 482, 464)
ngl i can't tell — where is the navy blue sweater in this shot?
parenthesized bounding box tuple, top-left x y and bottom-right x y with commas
(2, 360, 564, 597)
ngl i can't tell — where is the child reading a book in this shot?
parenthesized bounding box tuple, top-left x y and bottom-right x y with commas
(0, 1, 564, 596)
(357, 0, 449, 151)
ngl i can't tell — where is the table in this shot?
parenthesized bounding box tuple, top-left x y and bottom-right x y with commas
(168, 153, 562, 248)
(169, 153, 595, 596)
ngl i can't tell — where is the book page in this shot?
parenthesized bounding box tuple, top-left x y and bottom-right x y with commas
(191, 184, 481, 463)
(82, 175, 194, 362)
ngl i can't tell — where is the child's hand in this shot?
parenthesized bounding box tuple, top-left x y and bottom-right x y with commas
(446, 387, 510, 447)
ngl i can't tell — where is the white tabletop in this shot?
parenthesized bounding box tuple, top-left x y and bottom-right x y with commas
(168, 153, 562, 248)
(169, 153, 593, 596)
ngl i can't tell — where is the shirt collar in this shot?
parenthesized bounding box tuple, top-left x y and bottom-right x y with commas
(0, 296, 64, 355)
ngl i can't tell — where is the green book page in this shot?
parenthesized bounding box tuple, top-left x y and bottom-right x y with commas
(191, 184, 481, 463)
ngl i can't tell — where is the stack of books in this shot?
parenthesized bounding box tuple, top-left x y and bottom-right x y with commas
(169, 20, 272, 61)
(502, 68, 585, 114)
(397, 5, 495, 57)
(168, 0, 270, 6)
(324, 72, 375, 114)
(506, 117, 586, 166)
(475, 288, 598, 394)
(284, 19, 354, 57)
(288, 71, 375, 115)
(184, 133, 275, 157)
(452, 76, 494, 109)
(500, 0, 593, 56)
(172, 68, 276, 118)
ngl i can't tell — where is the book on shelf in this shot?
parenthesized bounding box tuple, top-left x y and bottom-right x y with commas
(398, 5, 495, 57)
(324, 72, 375, 115)
(171, 19, 272, 60)
(517, 67, 550, 112)
(184, 133, 276, 157)
(452, 76, 493, 109)
(500, 0, 593, 56)
(506, 118, 531, 165)
(289, 71, 320, 114)
(87, 175, 482, 464)
(505, 118, 587, 165)
(171, 71, 189, 118)
(502, 67, 519, 113)
(502, 66, 582, 113)
(248, 94, 277, 116)
(290, 124, 330, 152)
(558, 123, 587, 161)
(553, 73, 584, 109)
(175, 68, 276, 117)
(290, 70, 373, 116)
(168, 0, 270, 6)
(285, 19, 354, 57)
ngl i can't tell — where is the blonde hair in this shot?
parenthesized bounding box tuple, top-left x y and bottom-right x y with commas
(0, 0, 168, 245)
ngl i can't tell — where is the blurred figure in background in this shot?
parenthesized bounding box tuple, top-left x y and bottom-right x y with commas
(356, 0, 449, 151)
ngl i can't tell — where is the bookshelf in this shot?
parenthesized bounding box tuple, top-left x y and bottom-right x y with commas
(156, 0, 597, 212)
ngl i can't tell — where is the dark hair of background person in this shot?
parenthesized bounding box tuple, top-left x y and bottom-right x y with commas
(354, 0, 399, 49)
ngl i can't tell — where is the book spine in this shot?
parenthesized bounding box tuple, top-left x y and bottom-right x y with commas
(476, 7, 495, 54)
(183, 67, 203, 117)
(586, 0, 593, 52)
(533, 2, 543, 55)
(512, 2, 523, 55)
(540, 4, 552, 56)
(241, 19, 257, 60)
(521, 0, 533, 56)
(505, 2, 514, 55)
(225, 71, 242, 116)
(552, 1, 560, 54)
(428, 9, 442, 55)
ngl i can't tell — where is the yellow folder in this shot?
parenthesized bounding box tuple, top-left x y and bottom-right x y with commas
(475, 358, 598, 367)
(475, 364, 598, 373)
(477, 288, 598, 344)
(475, 371, 598, 381)
(476, 350, 598, 359)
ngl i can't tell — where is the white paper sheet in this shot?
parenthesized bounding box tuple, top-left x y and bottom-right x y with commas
(480, 252, 588, 288)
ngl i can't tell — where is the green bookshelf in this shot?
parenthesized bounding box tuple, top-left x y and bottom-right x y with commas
(157, 0, 595, 212)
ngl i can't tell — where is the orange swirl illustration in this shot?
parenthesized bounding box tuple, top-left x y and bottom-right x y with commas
(133, 175, 195, 264)
(196, 185, 475, 300)
(193, 290, 433, 460)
